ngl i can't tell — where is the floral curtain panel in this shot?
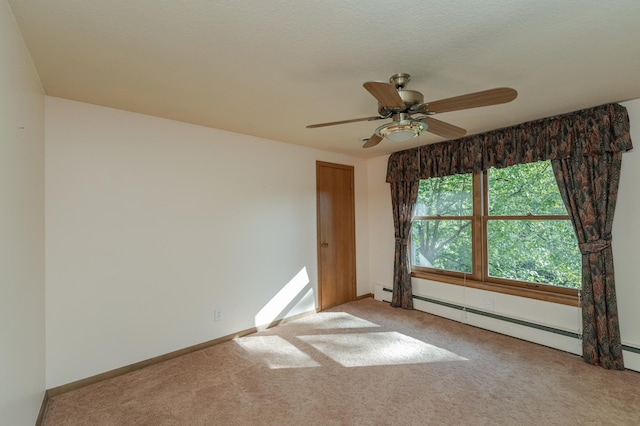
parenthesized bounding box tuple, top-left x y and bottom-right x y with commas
(552, 152, 625, 370)
(387, 149, 421, 309)
(386, 103, 633, 369)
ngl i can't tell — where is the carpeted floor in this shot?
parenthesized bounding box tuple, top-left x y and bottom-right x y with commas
(43, 298, 640, 425)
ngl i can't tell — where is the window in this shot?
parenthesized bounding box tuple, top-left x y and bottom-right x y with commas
(411, 160, 581, 303)
(412, 173, 473, 274)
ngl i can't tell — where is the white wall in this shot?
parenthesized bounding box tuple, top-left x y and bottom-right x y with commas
(368, 99, 640, 371)
(0, 1, 46, 425)
(367, 154, 394, 289)
(615, 99, 640, 363)
(45, 97, 370, 388)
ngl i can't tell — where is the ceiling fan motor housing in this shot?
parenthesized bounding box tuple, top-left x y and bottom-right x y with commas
(378, 89, 424, 116)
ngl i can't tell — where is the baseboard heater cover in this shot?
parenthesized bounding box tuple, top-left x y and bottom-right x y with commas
(382, 287, 580, 338)
(382, 287, 640, 354)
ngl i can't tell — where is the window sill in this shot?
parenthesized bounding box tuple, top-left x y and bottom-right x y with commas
(411, 270, 580, 307)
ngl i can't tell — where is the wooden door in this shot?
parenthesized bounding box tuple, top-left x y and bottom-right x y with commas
(316, 161, 356, 310)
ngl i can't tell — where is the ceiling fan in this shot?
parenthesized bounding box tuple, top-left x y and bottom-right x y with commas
(307, 73, 517, 148)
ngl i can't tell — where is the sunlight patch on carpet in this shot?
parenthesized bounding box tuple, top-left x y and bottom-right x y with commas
(298, 332, 467, 367)
(289, 312, 380, 329)
(235, 335, 321, 369)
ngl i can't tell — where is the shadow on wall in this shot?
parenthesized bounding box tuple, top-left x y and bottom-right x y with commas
(254, 267, 314, 328)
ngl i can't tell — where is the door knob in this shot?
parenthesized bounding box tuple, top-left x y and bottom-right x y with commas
(321, 242, 329, 247)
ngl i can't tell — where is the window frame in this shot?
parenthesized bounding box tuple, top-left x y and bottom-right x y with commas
(411, 167, 580, 306)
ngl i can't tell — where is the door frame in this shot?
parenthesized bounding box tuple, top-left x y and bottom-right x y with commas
(316, 161, 357, 311)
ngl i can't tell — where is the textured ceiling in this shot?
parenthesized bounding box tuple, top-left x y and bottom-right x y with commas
(8, 1, 640, 158)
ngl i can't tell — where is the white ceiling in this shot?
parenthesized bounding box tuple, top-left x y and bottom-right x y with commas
(8, 1, 640, 158)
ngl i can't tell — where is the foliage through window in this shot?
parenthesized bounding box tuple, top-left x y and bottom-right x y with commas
(412, 173, 473, 274)
(411, 160, 581, 296)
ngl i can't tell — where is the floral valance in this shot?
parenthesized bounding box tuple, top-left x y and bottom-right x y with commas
(386, 103, 633, 182)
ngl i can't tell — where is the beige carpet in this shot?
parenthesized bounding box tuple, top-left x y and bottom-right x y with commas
(43, 298, 640, 425)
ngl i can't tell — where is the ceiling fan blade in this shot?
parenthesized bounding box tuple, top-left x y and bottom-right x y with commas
(422, 87, 517, 114)
(421, 117, 467, 139)
(363, 81, 405, 109)
(362, 134, 383, 148)
(306, 116, 383, 128)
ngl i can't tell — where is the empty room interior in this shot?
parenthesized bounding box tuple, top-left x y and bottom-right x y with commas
(3, 1, 640, 425)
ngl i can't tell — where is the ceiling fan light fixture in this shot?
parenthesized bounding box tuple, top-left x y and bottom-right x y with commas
(375, 120, 428, 143)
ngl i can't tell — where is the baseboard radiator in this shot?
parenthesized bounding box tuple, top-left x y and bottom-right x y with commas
(382, 287, 640, 356)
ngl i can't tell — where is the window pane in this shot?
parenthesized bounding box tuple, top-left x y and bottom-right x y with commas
(412, 220, 472, 273)
(488, 161, 567, 216)
(487, 220, 581, 288)
(415, 173, 473, 217)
